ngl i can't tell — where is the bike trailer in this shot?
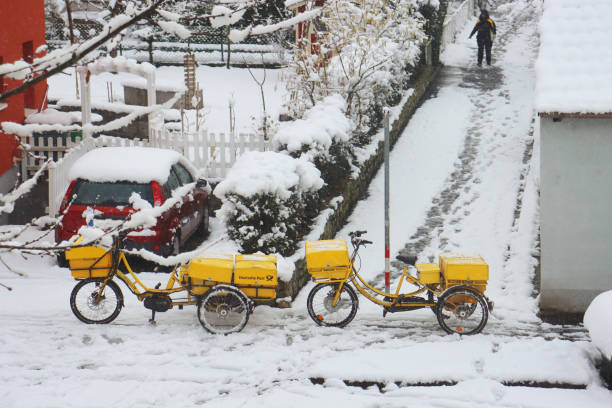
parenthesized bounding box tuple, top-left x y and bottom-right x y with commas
(305, 239, 352, 280)
(438, 253, 489, 293)
(65, 237, 113, 279)
(182, 253, 277, 300)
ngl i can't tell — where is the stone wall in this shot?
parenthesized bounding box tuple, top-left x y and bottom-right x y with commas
(277, 65, 441, 299)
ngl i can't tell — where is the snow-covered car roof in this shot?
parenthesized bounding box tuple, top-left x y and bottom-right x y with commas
(535, 0, 612, 115)
(69, 146, 195, 184)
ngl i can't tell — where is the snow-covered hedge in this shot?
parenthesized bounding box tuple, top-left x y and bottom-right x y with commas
(274, 94, 353, 199)
(214, 151, 323, 255)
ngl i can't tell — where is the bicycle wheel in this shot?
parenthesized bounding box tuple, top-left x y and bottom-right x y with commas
(435, 285, 488, 335)
(307, 282, 359, 327)
(197, 287, 249, 334)
(70, 279, 123, 324)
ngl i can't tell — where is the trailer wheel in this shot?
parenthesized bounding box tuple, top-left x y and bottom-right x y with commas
(197, 286, 249, 334)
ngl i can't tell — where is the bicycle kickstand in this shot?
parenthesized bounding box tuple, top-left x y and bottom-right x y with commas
(149, 310, 157, 326)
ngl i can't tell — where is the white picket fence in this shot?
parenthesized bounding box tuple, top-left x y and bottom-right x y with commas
(43, 130, 267, 217)
(441, 0, 477, 54)
(149, 128, 268, 178)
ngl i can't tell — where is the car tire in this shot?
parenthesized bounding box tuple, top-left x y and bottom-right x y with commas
(197, 205, 210, 238)
(57, 252, 69, 268)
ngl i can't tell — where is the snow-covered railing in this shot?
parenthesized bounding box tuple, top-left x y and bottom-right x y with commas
(150, 128, 269, 178)
(441, 0, 476, 54)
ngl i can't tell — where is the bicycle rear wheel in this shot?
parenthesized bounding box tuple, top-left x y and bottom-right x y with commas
(435, 285, 488, 335)
(70, 279, 123, 324)
(307, 282, 359, 327)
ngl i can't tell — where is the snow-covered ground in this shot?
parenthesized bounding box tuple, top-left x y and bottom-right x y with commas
(2, 1, 611, 406)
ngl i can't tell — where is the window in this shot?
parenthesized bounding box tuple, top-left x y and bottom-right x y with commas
(22, 42, 35, 108)
(0, 56, 5, 94)
(163, 169, 181, 196)
(173, 163, 194, 185)
(71, 180, 154, 206)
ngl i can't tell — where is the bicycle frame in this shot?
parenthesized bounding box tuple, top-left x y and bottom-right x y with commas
(94, 239, 196, 308)
(316, 240, 441, 309)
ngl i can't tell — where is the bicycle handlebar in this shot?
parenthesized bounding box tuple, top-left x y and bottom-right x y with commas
(349, 230, 367, 238)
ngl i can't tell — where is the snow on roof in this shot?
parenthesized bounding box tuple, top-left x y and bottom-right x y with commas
(535, 0, 612, 115)
(68, 147, 183, 183)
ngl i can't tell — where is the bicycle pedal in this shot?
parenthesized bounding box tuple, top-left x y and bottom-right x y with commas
(382, 309, 388, 318)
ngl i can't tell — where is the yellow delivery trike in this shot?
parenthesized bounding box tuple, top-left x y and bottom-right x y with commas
(305, 231, 494, 335)
(65, 232, 278, 334)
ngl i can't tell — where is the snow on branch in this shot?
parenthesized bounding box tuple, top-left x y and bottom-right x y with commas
(0, 0, 167, 102)
(0, 159, 51, 215)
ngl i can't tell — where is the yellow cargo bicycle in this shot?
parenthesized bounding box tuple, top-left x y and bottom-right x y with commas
(305, 231, 494, 335)
(65, 232, 278, 334)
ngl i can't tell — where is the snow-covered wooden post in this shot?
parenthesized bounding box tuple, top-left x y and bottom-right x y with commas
(145, 69, 156, 140)
(77, 66, 92, 139)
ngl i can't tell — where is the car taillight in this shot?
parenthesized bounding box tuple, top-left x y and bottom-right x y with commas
(59, 180, 76, 213)
(152, 181, 165, 207)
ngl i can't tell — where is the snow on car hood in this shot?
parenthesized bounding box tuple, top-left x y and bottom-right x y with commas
(69, 147, 183, 183)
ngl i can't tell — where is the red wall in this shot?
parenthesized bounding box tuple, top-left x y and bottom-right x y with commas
(0, 0, 47, 176)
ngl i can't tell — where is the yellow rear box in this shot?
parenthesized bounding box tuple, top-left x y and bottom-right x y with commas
(184, 254, 234, 295)
(415, 263, 441, 284)
(66, 244, 112, 279)
(439, 254, 488, 293)
(305, 239, 351, 280)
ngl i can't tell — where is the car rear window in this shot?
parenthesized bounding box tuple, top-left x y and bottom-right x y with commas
(71, 180, 153, 206)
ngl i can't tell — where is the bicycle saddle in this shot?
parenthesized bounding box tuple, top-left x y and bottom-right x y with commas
(396, 254, 417, 266)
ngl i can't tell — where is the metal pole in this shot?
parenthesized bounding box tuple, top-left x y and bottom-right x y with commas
(384, 110, 391, 293)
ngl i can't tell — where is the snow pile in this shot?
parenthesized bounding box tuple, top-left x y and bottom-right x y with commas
(273, 94, 352, 155)
(535, 0, 612, 114)
(68, 147, 183, 183)
(210, 5, 246, 28)
(584, 290, 612, 360)
(87, 56, 155, 77)
(215, 151, 323, 200)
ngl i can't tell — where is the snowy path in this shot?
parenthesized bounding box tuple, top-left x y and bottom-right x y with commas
(1, 2, 611, 407)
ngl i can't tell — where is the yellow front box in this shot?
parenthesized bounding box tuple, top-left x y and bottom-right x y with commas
(439, 254, 489, 281)
(415, 263, 441, 284)
(66, 244, 112, 279)
(305, 239, 351, 280)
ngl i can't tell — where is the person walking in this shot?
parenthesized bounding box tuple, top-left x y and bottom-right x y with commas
(469, 9, 496, 66)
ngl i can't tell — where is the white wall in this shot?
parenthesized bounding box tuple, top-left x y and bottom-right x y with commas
(540, 117, 612, 314)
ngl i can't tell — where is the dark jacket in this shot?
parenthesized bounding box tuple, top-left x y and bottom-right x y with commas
(469, 14, 496, 41)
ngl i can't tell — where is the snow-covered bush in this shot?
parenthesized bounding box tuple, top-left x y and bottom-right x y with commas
(584, 290, 612, 361)
(283, 0, 427, 132)
(214, 151, 323, 255)
(274, 94, 353, 198)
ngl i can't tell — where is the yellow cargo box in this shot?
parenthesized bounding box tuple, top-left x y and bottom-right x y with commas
(65, 242, 112, 279)
(415, 263, 441, 284)
(439, 254, 489, 282)
(234, 254, 278, 291)
(305, 239, 351, 280)
(185, 254, 234, 294)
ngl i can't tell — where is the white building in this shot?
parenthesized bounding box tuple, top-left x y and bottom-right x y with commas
(536, 0, 612, 317)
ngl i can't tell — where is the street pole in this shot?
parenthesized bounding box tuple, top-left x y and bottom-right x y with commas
(384, 110, 390, 294)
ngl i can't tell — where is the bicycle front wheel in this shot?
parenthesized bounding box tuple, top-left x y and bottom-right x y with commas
(70, 279, 123, 324)
(307, 282, 359, 327)
(435, 285, 488, 335)
(197, 287, 249, 334)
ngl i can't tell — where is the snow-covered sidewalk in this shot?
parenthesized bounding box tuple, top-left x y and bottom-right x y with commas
(1, 1, 611, 407)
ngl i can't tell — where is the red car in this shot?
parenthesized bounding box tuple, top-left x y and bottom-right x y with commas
(55, 147, 210, 261)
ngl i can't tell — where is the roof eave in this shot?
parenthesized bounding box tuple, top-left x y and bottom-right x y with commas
(538, 112, 612, 119)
